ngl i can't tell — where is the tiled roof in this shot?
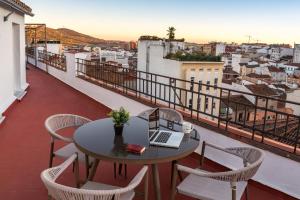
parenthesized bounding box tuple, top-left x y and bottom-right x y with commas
(268, 66, 285, 73)
(1, 0, 33, 16)
(273, 84, 291, 91)
(247, 73, 272, 79)
(245, 84, 278, 96)
(286, 63, 300, 68)
(221, 95, 254, 110)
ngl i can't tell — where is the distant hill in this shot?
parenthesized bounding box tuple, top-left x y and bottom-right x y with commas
(27, 27, 124, 46)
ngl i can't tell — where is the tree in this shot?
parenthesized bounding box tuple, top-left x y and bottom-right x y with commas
(167, 27, 176, 40)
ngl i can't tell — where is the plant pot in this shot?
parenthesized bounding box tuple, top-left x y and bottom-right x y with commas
(114, 124, 124, 135)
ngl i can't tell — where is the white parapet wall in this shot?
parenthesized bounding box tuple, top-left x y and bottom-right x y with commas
(28, 55, 300, 199)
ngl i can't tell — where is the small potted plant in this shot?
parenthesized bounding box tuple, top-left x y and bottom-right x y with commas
(108, 107, 130, 135)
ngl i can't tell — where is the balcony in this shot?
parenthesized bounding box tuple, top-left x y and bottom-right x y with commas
(0, 52, 299, 199)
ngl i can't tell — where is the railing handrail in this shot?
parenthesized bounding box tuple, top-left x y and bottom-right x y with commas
(76, 58, 300, 106)
(28, 55, 300, 157)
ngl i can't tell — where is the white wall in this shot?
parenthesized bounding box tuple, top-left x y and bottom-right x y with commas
(232, 54, 242, 73)
(293, 44, 300, 63)
(27, 54, 300, 199)
(137, 40, 163, 72)
(0, 6, 28, 116)
(47, 43, 62, 54)
(215, 43, 226, 56)
(286, 89, 300, 116)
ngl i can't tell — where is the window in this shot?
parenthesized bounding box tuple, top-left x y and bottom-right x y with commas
(198, 81, 202, 91)
(197, 98, 201, 109)
(189, 99, 193, 109)
(206, 81, 210, 90)
(205, 97, 209, 109)
(214, 78, 218, 88)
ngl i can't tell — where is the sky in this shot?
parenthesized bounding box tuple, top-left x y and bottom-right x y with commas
(23, 0, 300, 45)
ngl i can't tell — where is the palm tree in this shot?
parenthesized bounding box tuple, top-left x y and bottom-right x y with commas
(167, 27, 176, 40)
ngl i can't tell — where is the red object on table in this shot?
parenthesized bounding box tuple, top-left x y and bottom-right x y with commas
(126, 144, 146, 154)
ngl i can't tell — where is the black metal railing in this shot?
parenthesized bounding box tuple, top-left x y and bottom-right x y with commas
(26, 47, 35, 58)
(38, 50, 66, 71)
(76, 58, 300, 155)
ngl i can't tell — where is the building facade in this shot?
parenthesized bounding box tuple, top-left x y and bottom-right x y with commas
(137, 38, 223, 119)
(293, 44, 300, 63)
(0, 0, 33, 123)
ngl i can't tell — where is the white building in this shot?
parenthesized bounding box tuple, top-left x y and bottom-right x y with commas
(215, 43, 226, 56)
(269, 47, 281, 61)
(37, 40, 63, 55)
(0, 0, 33, 123)
(99, 49, 130, 68)
(231, 54, 242, 73)
(138, 38, 223, 118)
(293, 44, 300, 63)
(279, 63, 300, 76)
(280, 47, 294, 58)
(100, 50, 117, 62)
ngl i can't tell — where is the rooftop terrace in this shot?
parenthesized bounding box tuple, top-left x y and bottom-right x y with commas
(0, 61, 298, 199)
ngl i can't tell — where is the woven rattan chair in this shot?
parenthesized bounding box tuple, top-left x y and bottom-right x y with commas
(45, 114, 94, 177)
(137, 107, 183, 124)
(45, 114, 124, 179)
(41, 154, 149, 200)
(171, 142, 264, 200)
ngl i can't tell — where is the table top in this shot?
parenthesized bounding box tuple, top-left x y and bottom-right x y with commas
(74, 116, 200, 164)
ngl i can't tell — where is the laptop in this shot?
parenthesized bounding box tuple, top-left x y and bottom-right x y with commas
(148, 108, 184, 148)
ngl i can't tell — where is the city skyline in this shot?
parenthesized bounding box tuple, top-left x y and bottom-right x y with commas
(24, 0, 300, 44)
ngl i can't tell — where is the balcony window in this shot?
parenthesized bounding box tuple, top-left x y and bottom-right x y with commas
(206, 81, 210, 90)
(205, 97, 209, 109)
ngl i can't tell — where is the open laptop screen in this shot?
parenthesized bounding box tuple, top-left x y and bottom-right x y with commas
(148, 108, 159, 140)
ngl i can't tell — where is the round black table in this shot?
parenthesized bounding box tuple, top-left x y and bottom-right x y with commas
(74, 116, 200, 200)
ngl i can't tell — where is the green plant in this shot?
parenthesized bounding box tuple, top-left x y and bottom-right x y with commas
(108, 107, 130, 126)
(165, 51, 221, 62)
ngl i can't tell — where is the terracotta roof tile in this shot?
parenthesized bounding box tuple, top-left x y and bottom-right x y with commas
(3, 0, 33, 15)
(245, 84, 278, 96)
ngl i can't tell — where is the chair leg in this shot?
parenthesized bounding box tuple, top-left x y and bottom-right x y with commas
(118, 163, 123, 175)
(245, 184, 249, 200)
(114, 163, 117, 179)
(85, 154, 89, 179)
(170, 164, 178, 200)
(231, 182, 237, 200)
(49, 141, 54, 168)
(171, 160, 182, 187)
(200, 141, 206, 168)
(74, 155, 80, 188)
(72, 162, 75, 172)
(124, 164, 127, 178)
(144, 167, 149, 200)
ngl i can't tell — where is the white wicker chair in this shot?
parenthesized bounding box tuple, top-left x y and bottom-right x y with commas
(137, 107, 183, 124)
(45, 114, 92, 168)
(45, 114, 126, 179)
(41, 154, 149, 200)
(171, 142, 264, 200)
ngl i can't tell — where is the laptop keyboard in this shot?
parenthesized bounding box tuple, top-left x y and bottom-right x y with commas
(154, 131, 171, 143)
